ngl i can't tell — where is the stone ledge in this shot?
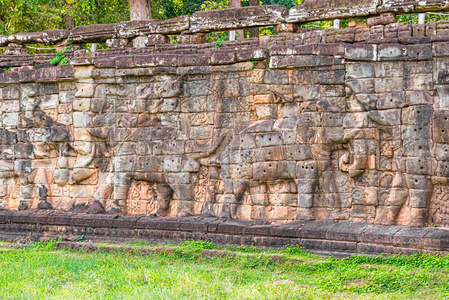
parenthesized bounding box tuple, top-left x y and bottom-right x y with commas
(1, 210, 449, 255)
(1, 28, 449, 70)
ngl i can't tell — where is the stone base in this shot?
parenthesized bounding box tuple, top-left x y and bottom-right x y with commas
(1, 210, 448, 255)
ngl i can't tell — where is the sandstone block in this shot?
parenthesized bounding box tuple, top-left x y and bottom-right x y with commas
(367, 13, 397, 27)
(345, 44, 377, 61)
(190, 5, 287, 33)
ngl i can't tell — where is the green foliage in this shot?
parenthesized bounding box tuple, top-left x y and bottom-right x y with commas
(340, 18, 367, 28)
(25, 44, 57, 55)
(301, 20, 332, 30)
(153, 0, 210, 20)
(215, 34, 227, 50)
(301, 12, 449, 30)
(3, 0, 449, 40)
(282, 244, 319, 258)
(49, 39, 72, 66)
(347, 252, 449, 269)
(0, 0, 129, 36)
(0, 0, 303, 49)
(259, 26, 276, 37)
(200, 0, 228, 11)
(74, 235, 84, 242)
(396, 12, 449, 25)
(180, 240, 216, 250)
(425, 12, 449, 23)
(1, 241, 449, 298)
(250, 60, 258, 69)
(397, 13, 419, 25)
(227, 245, 262, 253)
(68, 0, 129, 27)
(242, 0, 300, 9)
(244, 255, 276, 269)
(28, 238, 64, 251)
(2, 67, 11, 72)
(123, 240, 152, 247)
(0, 0, 65, 35)
(154, 0, 303, 19)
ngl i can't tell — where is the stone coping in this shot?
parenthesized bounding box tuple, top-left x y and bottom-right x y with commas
(3, 20, 449, 69)
(1, 210, 449, 255)
(1, 37, 449, 80)
(3, 1, 449, 47)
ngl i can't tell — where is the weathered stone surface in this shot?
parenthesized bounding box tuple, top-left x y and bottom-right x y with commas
(3, 1, 449, 50)
(3, 6, 449, 238)
(117, 20, 160, 38)
(287, 0, 449, 24)
(378, 0, 449, 13)
(367, 13, 398, 27)
(7, 30, 69, 45)
(156, 16, 190, 34)
(190, 5, 287, 33)
(70, 23, 119, 43)
(2, 211, 449, 254)
(7, 32, 44, 44)
(288, 0, 378, 23)
(0, 35, 7, 47)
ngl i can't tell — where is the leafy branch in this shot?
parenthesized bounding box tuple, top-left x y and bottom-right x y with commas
(49, 39, 72, 66)
(215, 35, 226, 50)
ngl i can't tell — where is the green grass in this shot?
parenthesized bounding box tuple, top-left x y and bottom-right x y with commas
(0, 240, 448, 299)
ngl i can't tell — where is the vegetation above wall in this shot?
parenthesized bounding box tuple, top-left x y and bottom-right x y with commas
(0, 0, 297, 35)
(2, 0, 449, 52)
(4, 0, 448, 36)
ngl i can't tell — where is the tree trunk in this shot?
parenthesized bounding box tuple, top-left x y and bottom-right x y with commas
(229, 0, 244, 40)
(248, 0, 259, 38)
(65, 2, 74, 30)
(129, 0, 152, 20)
(229, 0, 241, 8)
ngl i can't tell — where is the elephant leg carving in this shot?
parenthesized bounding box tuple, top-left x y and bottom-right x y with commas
(155, 183, 173, 216)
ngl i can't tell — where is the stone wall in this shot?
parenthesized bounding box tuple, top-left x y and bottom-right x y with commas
(2, 210, 449, 255)
(2, 26, 449, 229)
(4, 1, 449, 235)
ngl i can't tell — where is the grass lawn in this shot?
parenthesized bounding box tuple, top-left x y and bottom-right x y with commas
(0, 240, 448, 299)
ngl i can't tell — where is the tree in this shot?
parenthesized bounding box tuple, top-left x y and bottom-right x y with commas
(66, 1, 74, 30)
(153, 0, 209, 20)
(128, 0, 151, 20)
(248, 0, 259, 38)
(0, 0, 65, 35)
(229, 0, 243, 40)
(229, 0, 241, 8)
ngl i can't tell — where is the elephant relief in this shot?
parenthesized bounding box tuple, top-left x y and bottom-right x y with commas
(345, 76, 432, 227)
(74, 75, 207, 216)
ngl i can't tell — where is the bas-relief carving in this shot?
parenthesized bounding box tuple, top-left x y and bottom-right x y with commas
(347, 69, 436, 225)
(3, 50, 449, 228)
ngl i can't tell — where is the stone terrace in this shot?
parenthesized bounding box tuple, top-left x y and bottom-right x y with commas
(1, 0, 449, 254)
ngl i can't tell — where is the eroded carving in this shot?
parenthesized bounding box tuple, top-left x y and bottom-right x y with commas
(2, 30, 449, 229)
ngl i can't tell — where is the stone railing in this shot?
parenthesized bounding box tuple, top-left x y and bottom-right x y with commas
(1, 1, 449, 61)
